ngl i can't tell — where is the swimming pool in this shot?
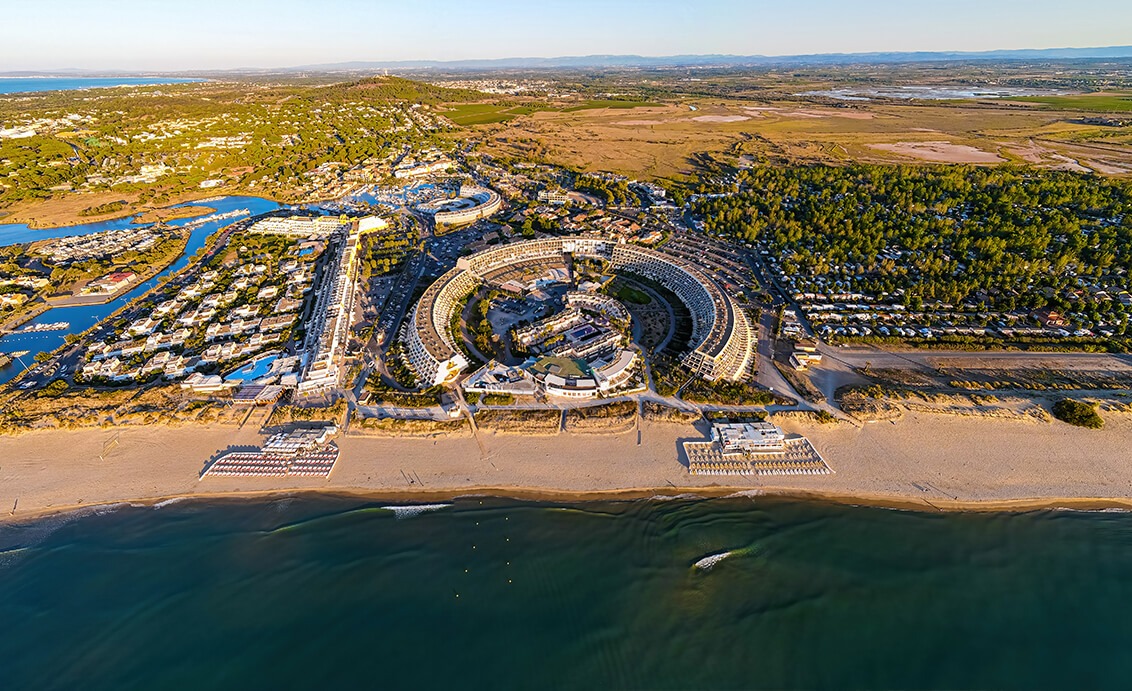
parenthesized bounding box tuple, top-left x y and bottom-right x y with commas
(224, 354, 278, 382)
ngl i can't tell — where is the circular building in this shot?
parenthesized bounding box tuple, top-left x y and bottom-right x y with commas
(417, 184, 502, 229)
(400, 237, 754, 387)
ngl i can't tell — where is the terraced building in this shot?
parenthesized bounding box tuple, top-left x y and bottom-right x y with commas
(400, 237, 754, 387)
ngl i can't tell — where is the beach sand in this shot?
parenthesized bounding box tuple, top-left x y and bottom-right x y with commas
(3, 412, 1132, 520)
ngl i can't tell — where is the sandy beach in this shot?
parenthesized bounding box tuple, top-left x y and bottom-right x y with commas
(4, 410, 1132, 521)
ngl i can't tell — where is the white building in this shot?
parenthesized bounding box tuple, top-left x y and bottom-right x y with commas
(401, 236, 754, 387)
(712, 422, 786, 454)
(249, 215, 347, 238)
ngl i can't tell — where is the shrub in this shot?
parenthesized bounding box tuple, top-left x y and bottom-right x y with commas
(1051, 399, 1104, 429)
(481, 392, 516, 406)
(43, 379, 69, 397)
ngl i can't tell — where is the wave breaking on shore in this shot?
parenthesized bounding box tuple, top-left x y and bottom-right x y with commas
(381, 503, 453, 519)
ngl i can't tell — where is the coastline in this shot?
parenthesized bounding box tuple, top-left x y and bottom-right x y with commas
(8, 486, 1132, 528)
(6, 411, 1132, 524)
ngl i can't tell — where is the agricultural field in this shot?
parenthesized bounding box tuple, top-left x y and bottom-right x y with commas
(425, 64, 1132, 180)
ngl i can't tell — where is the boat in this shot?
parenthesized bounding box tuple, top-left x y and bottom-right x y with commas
(19, 321, 69, 333)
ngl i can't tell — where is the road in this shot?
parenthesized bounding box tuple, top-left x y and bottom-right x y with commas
(817, 344, 1132, 372)
(754, 306, 812, 408)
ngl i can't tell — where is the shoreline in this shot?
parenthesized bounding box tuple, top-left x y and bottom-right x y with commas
(6, 485, 1132, 527)
(6, 411, 1132, 525)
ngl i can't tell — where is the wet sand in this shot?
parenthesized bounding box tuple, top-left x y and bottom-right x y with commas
(3, 411, 1132, 522)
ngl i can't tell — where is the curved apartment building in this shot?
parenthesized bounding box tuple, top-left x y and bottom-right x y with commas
(401, 236, 754, 386)
(432, 186, 503, 227)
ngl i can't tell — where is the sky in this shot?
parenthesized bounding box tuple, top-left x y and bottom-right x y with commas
(0, 0, 1129, 71)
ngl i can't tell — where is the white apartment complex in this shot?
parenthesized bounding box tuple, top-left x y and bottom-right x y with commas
(400, 236, 754, 387)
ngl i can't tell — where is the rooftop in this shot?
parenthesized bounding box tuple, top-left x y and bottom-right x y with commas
(528, 356, 591, 379)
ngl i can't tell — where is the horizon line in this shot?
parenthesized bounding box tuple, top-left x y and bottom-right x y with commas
(4, 43, 1132, 76)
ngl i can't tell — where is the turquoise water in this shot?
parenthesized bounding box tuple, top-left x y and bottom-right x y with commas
(0, 196, 281, 383)
(2, 496, 1131, 690)
(225, 354, 278, 382)
(0, 77, 202, 95)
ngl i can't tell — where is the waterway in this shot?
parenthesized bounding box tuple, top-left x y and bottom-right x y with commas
(0, 196, 281, 384)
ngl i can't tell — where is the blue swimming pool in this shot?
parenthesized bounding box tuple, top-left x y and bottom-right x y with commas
(224, 354, 278, 382)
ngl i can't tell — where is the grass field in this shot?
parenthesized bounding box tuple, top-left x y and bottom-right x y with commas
(562, 100, 663, 112)
(461, 96, 1132, 179)
(443, 104, 521, 125)
(1007, 92, 1132, 113)
(444, 100, 662, 125)
(611, 283, 652, 305)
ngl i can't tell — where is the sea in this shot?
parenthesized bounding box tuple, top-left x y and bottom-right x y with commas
(0, 77, 202, 96)
(2, 495, 1131, 690)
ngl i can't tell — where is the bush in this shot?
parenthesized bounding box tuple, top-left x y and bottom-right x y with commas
(682, 378, 775, 406)
(43, 379, 69, 397)
(1051, 399, 1104, 429)
(481, 392, 516, 406)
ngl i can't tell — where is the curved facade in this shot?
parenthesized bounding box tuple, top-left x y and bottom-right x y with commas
(432, 186, 503, 227)
(401, 236, 754, 386)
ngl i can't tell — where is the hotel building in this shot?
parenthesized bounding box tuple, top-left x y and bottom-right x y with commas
(400, 236, 754, 386)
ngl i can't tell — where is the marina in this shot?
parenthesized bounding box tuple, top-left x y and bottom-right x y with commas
(0, 195, 282, 384)
(175, 208, 250, 230)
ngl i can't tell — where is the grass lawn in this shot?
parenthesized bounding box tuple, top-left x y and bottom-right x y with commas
(612, 283, 652, 305)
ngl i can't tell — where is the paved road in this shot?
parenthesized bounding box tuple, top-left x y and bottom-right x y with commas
(818, 344, 1132, 371)
(754, 307, 806, 402)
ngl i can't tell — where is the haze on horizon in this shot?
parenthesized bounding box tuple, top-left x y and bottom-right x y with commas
(0, 0, 1129, 72)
